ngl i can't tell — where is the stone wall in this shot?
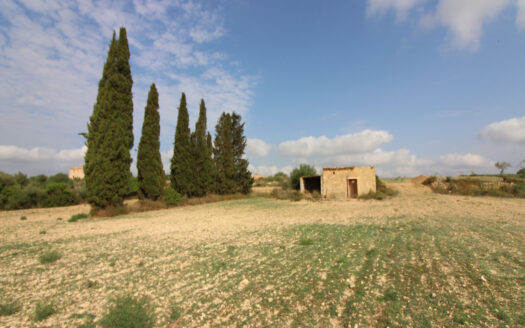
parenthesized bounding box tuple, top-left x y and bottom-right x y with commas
(321, 166, 376, 199)
(68, 166, 84, 180)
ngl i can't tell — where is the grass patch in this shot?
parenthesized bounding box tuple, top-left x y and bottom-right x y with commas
(33, 300, 55, 321)
(0, 301, 21, 316)
(38, 249, 61, 264)
(68, 213, 89, 222)
(99, 294, 155, 328)
(19, 216, 27, 221)
(39, 230, 46, 235)
(170, 303, 182, 321)
(298, 237, 314, 246)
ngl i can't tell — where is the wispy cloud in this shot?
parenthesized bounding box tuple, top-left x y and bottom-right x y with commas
(367, 0, 522, 50)
(0, 0, 255, 161)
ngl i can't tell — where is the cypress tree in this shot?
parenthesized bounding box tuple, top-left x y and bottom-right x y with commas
(206, 131, 217, 193)
(83, 28, 134, 209)
(170, 93, 192, 195)
(213, 113, 235, 194)
(190, 100, 215, 196)
(137, 84, 163, 200)
(231, 112, 254, 194)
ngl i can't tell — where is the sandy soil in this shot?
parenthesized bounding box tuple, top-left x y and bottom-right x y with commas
(0, 181, 524, 327)
(1, 181, 522, 245)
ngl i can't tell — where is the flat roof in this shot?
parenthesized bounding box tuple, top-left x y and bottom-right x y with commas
(323, 166, 374, 171)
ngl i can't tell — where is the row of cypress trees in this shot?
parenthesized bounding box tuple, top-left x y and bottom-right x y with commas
(84, 28, 253, 210)
(169, 94, 254, 197)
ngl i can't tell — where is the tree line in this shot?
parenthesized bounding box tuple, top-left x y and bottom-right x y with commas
(83, 27, 253, 212)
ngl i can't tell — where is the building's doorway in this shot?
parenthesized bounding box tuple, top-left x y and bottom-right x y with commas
(347, 179, 358, 198)
(303, 176, 321, 194)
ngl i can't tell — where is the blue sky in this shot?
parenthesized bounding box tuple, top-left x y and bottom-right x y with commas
(0, 0, 524, 177)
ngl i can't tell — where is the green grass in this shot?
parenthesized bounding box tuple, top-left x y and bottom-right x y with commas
(0, 301, 20, 316)
(68, 213, 89, 222)
(99, 294, 155, 328)
(19, 216, 26, 221)
(38, 249, 61, 264)
(33, 300, 55, 321)
(172, 218, 525, 327)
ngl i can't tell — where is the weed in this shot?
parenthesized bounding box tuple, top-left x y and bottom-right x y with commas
(298, 237, 314, 246)
(38, 249, 61, 264)
(39, 230, 46, 235)
(99, 294, 155, 328)
(0, 301, 21, 316)
(20, 216, 27, 221)
(85, 280, 97, 288)
(33, 300, 55, 321)
(68, 213, 89, 222)
(56, 217, 62, 221)
(170, 303, 182, 321)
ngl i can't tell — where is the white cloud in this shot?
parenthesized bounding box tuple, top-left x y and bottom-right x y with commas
(420, 0, 510, 50)
(247, 139, 272, 157)
(0, 145, 86, 161)
(440, 153, 493, 167)
(518, 0, 525, 29)
(0, 0, 255, 157)
(248, 164, 293, 176)
(278, 130, 393, 158)
(367, 0, 425, 20)
(480, 116, 525, 144)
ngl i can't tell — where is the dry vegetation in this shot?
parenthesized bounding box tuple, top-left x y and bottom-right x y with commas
(0, 181, 524, 327)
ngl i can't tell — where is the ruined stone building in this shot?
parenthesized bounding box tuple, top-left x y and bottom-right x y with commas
(300, 166, 376, 199)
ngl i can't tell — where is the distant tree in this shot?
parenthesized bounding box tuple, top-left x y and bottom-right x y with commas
(231, 113, 253, 194)
(47, 173, 70, 185)
(290, 164, 317, 190)
(213, 112, 253, 194)
(84, 28, 134, 210)
(170, 93, 193, 196)
(495, 161, 511, 175)
(214, 113, 235, 194)
(190, 99, 215, 196)
(137, 84, 163, 200)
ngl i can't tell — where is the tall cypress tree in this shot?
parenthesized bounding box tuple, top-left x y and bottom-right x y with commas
(190, 99, 215, 196)
(213, 113, 235, 194)
(170, 93, 192, 195)
(231, 112, 253, 194)
(84, 28, 134, 209)
(137, 84, 163, 200)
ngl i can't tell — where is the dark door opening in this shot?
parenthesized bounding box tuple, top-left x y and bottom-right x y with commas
(303, 176, 321, 194)
(347, 179, 358, 198)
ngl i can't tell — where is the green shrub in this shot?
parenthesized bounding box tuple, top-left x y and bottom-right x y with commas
(41, 183, 78, 207)
(164, 188, 182, 206)
(20, 216, 27, 221)
(0, 301, 20, 316)
(38, 250, 61, 264)
(290, 164, 317, 190)
(99, 294, 155, 328)
(33, 300, 55, 321)
(422, 176, 437, 185)
(39, 230, 46, 235)
(68, 213, 89, 223)
(291, 191, 303, 201)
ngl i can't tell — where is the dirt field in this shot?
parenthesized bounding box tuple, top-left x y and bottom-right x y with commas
(1, 181, 524, 327)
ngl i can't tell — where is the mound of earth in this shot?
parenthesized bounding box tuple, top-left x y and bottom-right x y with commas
(411, 175, 428, 184)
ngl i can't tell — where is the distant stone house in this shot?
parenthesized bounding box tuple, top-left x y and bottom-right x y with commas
(68, 166, 84, 180)
(300, 166, 376, 199)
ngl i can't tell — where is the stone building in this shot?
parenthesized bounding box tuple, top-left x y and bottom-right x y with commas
(68, 166, 84, 180)
(300, 166, 376, 199)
